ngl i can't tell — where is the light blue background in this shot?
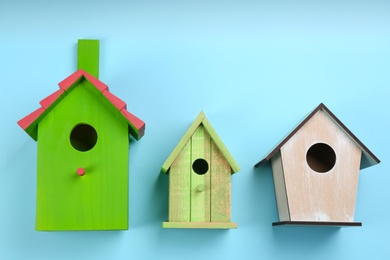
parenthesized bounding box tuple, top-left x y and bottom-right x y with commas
(1, 0, 389, 259)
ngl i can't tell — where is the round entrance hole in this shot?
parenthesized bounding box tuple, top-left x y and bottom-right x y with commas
(70, 123, 98, 152)
(306, 143, 336, 173)
(192, 158, 209, 175)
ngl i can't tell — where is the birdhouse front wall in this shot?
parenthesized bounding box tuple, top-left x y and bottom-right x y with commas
(275, 109, 362, 222)
(169, 125, 231, 223)
(36, 79, 129, 230)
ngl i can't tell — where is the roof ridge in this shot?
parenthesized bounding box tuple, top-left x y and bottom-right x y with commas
(18, 70, 145, 141)
(254, 103, 379, 169)
(161, 112, 239, 174)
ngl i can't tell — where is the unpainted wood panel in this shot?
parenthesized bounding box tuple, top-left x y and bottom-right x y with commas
(281, 110, 361, 222)
(271, 151, 290, 222)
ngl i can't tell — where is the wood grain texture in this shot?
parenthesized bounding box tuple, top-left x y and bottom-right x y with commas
(281, 109, 361, 223)
(162, 111, 239, 174)
(202, 117, 240, 173)
(190, 125, 211, 222)
(169, 141, 191, 222)
(162, 222, 237, 229)
(162, 112, 205, 173)
(270, 151, 290, 222)
(36, 79, 129, 230)
(162, 112, 239, 228)
(210, 140, 231, 222)
(78, 39, 99, 79)
(255, 103, 380, 169)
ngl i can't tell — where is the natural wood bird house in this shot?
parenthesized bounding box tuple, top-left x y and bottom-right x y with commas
(255, 103, 380, 227)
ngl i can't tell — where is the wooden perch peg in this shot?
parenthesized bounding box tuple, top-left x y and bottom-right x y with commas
(77, 168, 85, 176)
(197, 184, 205, 192)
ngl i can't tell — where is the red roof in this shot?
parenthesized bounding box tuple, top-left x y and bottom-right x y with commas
(18, 70, 145, 141)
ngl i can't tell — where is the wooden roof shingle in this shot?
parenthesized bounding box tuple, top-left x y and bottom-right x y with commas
(18, 70, 145, 141)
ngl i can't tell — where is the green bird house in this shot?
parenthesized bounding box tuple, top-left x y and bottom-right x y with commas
(17, 40, 145, 231)
(162, 112, 240, 229)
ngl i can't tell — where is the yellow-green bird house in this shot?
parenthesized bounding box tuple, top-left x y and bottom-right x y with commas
(162, 112, 240, 229)
(17, 40, 145, 231)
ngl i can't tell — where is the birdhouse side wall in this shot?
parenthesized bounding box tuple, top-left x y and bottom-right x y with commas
(271, 151, 290, 221)
(280, 110, 362, 222)
(36, 80, 129, 230)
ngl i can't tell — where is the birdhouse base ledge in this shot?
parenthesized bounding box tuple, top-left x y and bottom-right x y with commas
(272, 221, 362, 227)
(162, 222, 237, 229)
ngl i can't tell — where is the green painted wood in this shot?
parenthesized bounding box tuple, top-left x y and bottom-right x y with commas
(162, 112, 205, 173)
(162, 111, 240, 228)
(202, 117, 240, 173)
(190, 125, 211, 222)
(25, 109, 50, 141)
(36, 79, 129, 230)
(169, 141, 191, 222)
(78, 39, 100, 79)
(161, 111, 239, 174)
(162, 221, 237, 229)
(210, 140, 231, 222)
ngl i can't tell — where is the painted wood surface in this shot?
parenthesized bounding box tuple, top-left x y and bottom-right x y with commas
(169, 141, 191, 222)
(36, 79, 129, 230)
(78, 39, 99, 78)
(39, 89, 65, 109)
(162, 111, 239, 174)
(166, 126, 236, 227)
(18, 70, 145, 141)
(280, 109, 362, 222)
(162, 222, 237, 229)
(190, 125, 211, 222)
(210, 141, 231, 222)
(162, 113, 205, 174)
(17, 39, 146, 231)
(202, 117, 240, 174)
(162, 112, 239, 228)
